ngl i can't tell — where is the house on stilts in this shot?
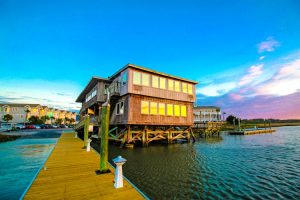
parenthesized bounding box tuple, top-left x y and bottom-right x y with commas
(75, 64, 198, 146)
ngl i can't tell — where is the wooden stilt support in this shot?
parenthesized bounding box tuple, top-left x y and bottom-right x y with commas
(190, 127, 196, 143)
(83, 115, 90, 148)
(187, 127, 191, 143)
(142, 126, 147, 147)
(127, 125, 132, 143)
(167, 127, 172, 144)
(99, 104, 110, 173)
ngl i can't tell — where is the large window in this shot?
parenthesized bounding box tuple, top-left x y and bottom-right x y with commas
(188, 84, 193, 94)
(159, 77, 166, 89)
(168, 79, 174, 90)
(182, 83, 188, 93)
(174, 105, 180, 116)
(133, 71, 141, 85)
(116, 101, 124, 115)
(122, 71, 128, 86)
(167, 104, 173, 116)
(150, 102, 157, 115)
(152, 76, 159, 88)
(141, 101, 149, 114)
(158, 103, 165, 115)
(142, 73, 150, 86)
(174, 81, 181, 92)
(181, 105, 187, 117)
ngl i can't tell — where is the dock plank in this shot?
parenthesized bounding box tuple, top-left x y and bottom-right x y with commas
(24, 133, 145, 200)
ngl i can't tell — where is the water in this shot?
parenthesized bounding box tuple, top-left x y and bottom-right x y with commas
(107, 126, 300, 199)
(0, 130, 61, 200)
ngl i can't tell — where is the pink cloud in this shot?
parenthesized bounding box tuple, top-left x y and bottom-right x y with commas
(239, 64, 263, 86)
(257, 37, 280, 53)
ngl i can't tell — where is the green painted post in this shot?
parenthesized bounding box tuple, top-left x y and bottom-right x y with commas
(84, 115, 90, 148)
(99, 104, 110, 173)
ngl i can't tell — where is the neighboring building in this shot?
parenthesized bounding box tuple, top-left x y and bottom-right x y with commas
(75, 63, 198, 145)
(0, 104, 77, 124)
(193, 106, 222, 122)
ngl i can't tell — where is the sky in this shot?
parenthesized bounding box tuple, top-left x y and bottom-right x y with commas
(1, 0, 300, 119)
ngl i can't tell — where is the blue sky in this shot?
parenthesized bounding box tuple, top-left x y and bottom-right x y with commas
(1, 0, 300, 118)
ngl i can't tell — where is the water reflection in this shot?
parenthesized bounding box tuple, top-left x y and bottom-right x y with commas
(104, 126, 300, 199)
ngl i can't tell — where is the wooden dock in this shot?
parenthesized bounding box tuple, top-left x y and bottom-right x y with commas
(229, 129, 275, 135)
(23, 132, 145, 200)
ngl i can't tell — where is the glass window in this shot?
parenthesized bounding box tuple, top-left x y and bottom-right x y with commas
(158, 103, 165, 115)
(159, 77, 166, 89)
(142, 73, 150, 86)
(167, 104, 173, 116)
(188, 84, 193, 94)
(117, 102, 124, 115)
(152, 75, 159, 88)
(141, 101, 149, 114)
(150, 102, 157, 115)
(182, 83, 188, 93)
(174, 81, 180, 92)
(168, 79, 174, 91)
(174, 105, 180, 116)
(181, 105, 187, 117)
(122, 71, 128, 85)
(133, 71, 141, 85)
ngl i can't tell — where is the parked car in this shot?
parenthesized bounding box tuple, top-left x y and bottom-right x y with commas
(52, 125, 58, 128)
(25, 125, 35, 129)
(59, 124, 66, 128)
(34, 125, 41, 129)
(14, 123, 25, 130)
(0, 124, 13, 132)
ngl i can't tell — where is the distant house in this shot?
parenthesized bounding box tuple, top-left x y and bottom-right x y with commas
(193, 106, 222, 122)
(75, 63, 198, 145)
(0, 104, 77, 124)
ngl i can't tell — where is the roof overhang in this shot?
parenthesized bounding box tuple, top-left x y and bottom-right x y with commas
(75, 76, 111, 103)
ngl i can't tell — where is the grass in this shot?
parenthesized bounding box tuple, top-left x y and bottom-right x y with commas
(0, 133, 20, 143)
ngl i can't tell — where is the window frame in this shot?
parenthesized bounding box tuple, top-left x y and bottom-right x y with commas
(152, 75, 159, 88)
(141, 100, 149, 114)
(133, 71, 142, 85)
(150, 102, 158, 115)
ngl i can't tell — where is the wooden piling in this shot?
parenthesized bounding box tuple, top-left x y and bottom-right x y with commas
(83, 115, 90, 148)
(99, 104, 110, 173)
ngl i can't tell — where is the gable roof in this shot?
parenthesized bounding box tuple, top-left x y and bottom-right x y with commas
(75, 76, 111, 102)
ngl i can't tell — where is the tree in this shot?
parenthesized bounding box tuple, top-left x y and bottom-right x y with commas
(3, 114, 13, 123)
(56, 118, 63, 125)
(24, 109, 30, 123)
(69, 118, 75, 125)
(40, 116, 50, 124)
(226, 115, 239, 125)
(64, 117, 70, 125)
(28, 116, 43, 124)
(50, 116, 55, 125)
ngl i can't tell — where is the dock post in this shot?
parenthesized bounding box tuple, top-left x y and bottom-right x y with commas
(99, 104, 110, 173)
(113, 156, 127, 188)
(84, 115, 90, 148)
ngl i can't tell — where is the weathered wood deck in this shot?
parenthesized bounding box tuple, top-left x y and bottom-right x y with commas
(229, 129, 275, 135)
(24, 132, 145, 200)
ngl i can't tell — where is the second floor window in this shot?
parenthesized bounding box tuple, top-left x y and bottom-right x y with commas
(116, 102, 124, 115)
(133, 71, 141, 85)
(152, 76, 159, 88)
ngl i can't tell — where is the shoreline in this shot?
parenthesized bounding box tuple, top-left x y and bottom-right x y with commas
(0, 133, 20, 143)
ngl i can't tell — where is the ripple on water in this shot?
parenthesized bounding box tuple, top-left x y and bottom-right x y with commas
(107, 126, 300, 200)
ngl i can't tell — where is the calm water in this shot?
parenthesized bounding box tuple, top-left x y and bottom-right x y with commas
(0, 130, 61, 200)
(107, 126, 300, 199)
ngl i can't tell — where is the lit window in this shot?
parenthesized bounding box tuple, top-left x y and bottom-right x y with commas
(158, 103, 165, 115)
(141, 101, 149, 114)
(181, 105, 187, 117)
(152, 76, 159, 88)
(167, 104, 173, 116)
(159, 77, 166, 89)
(174, 105, 180, 116)
(133, 71, 141, 85)
(150, 102, 157, 115)
(168, 79, 174, 90)
(182, 83, 188, 93)
(174, 81, 180, 92)
(188, 84, 193, 94)
(142, 73, 150, 86)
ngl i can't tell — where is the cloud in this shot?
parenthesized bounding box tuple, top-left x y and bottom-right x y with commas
(259, 56, 265, 60)
(256, 59, 300, 96)
(0, 79, 81, 111)
(196, 82, 236, 96)
(257, 37, 280, 53)
(239, 64, 264, 86)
